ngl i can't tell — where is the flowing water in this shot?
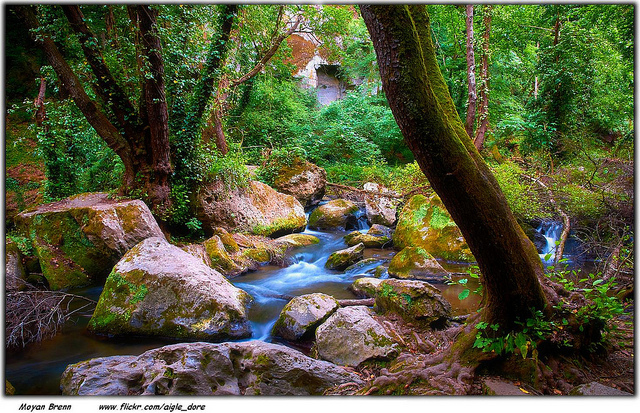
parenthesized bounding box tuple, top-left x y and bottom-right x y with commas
(4, 218, 490, 395)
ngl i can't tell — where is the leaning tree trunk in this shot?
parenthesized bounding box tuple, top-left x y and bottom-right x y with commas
(360, 4, 551, 330)
(464, 4, 477, 139)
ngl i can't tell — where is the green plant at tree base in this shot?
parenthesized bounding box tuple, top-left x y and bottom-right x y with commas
(445, 263, 482, 301)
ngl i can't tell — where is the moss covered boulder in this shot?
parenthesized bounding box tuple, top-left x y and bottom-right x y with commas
(61, 341, 363, 396)
(387, 247, 449, 281)
(272, 293, 339, 341)
(273, 158, 327, 208)
(315, 306, 399, 367)
(374, 279, 451, 327)
(393, 194, 474, 262)
(88, 237, 253, 341)
(325, 243, 365, 271)
(195, 179, 307, 238)
(15, 193, 164, 290)
(308, 199, 360, 231)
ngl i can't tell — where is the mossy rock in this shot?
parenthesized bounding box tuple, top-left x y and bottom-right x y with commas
(393, 194, 474, 262)
(348, 277, 384, 298)
(272, 293, 339, 341)
(195, 180, 307, 238)
(275, 233, 320, 249)
(344, 231, 391, 248)
(374, 279, 451, 327)
(88, 237, 252, 341)
(387, 247, 448, 281)
(325, 243, 365, 271)
(14, 193, 164, 290)
(308, 199, 360, 231)
(273, 158, 327, 208)
(203, 235, 244, 277)
(212, 227, 240, 253)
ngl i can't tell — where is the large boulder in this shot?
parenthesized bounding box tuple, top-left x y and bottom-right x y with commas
(315, 306, 398, 367)
(374, 279, 451, 327)
(195, 179, 307, 237)
(387, 247, 449, 281)
(88, 237, 252, 341)
(274, 233, 320, 249)
(14, 193, 164, 290)
(325, 243, 365, 271)
(393, 194, 474, 262)
(60, 340, 363, 396)
(272, 293, 339, 341)
(308, 199, 360, 231)
(272, 158, 327, 208)
(363, 182, 400, 226)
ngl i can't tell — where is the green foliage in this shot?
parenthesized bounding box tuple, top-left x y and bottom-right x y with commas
(256, 146, 307, 187)
(490, 161, 551, 220)
(445, 264, 482, 301)
(33, 97, 123, 202)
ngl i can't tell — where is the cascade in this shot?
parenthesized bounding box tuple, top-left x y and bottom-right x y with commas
(536, 221, 564, 264)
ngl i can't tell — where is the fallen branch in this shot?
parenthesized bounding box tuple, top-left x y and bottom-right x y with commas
(337, 298, 376, 307)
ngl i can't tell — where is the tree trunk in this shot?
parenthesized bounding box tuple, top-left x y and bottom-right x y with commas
(136, 5, 172, 213)
(464, 5, 477, 139)
(473, 5, 492, 151)
(360, 4, 550, 330)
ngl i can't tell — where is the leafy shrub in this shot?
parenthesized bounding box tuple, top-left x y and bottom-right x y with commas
(490, 161, 551, 220)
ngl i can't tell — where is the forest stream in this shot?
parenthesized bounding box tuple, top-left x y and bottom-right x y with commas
(5, 208, 501, 396)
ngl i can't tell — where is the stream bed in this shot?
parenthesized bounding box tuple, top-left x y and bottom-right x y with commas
(5, 225, 483, 395)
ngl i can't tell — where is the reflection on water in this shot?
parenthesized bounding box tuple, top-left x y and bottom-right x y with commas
(5, 226, 482, 395)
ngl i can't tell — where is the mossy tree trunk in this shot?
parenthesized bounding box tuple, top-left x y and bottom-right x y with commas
(360, 5, 551, 330)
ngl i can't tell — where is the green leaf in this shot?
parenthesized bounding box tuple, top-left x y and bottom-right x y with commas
(458, 289, 470, 301)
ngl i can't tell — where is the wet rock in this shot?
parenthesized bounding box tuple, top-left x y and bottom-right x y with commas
(273, 159, 327, 208)
(5, 239, 27, 291)
(393, 194, 474, 262)
(88, 237, 252, 341)
(569, 382, 632, 396)
(387, 247, 449, 281)
(344, 258, 385, 275)
(348, 277, 384, 298)
(14, 193, 164, 290)
(374, 279, 451, 327)
(315, 306, 398, 367)
(195, 179, 307, 238)
(61, 340, 363, 396)
(308, 199, 359, 231)
(363, 182, 400, 226)
(325, 243, 365, 270)
(272, 293, 339, 341)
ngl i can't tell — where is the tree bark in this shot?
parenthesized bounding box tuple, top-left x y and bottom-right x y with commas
(360, 4, 550, 330)
(136, 5, 172, 213)
(464, 5, 477, 139)
(473, 5, 492, 151)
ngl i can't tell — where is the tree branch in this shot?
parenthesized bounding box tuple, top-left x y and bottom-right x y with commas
(62, 5, 140, 137)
